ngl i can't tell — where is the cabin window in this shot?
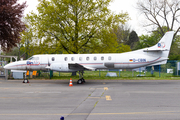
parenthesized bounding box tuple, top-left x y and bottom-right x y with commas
(108, 56, 111, 60)
(86, 57, 90, 61)
(79, 57, 82, 61)
(101, 56, 104, 61)
(94, 57, 97, 61)
(64, 57, 68, 61)
(52, 57, 55, 61)
(71, 57, 74, 61)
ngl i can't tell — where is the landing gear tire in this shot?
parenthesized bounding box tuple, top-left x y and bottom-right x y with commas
(82, 78, 85, 83)
(77, 71, 85, 84)
(77, 78, 85, 84)
(77, 79, 82, 84)
(23, 79, 29, 83)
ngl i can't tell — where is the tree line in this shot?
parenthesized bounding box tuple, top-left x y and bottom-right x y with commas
(1, 0, 180, 61)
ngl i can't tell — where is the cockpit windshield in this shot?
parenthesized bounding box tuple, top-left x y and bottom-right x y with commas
(27, 57, 33, 60)
(27, 56, 39, 60)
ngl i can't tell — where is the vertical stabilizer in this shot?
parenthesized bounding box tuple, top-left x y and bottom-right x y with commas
(144, 31, 174, 66)
(144, 31, 174, 52)
(156, 31, 174, 50)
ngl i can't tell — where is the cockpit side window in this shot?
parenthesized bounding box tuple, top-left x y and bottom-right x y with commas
(35, 57, 39, 60)
(32, 57, 39, 60)
(27, 57, 33, 60)
(27, 57, 39, 60)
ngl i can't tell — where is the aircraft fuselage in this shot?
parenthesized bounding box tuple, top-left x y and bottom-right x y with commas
(4, 50, 166, 72)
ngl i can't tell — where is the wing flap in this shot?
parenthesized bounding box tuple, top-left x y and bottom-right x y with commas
(82, 66, 96, 71)
(68, 63, 96, 71)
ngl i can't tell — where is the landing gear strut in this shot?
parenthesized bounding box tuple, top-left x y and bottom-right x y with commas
(23, 72, 29, 83)
(77, 71, 85, 84)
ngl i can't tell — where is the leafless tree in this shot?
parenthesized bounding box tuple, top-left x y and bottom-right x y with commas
(137, 0, 180, 37)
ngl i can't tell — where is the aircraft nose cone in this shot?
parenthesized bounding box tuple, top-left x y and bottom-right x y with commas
(4, 64, 11, 69)
(4, 62, 18, 70)
(4, 61, 27, 70)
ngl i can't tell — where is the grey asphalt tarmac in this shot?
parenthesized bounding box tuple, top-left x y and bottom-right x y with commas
(0, 79, 180, 120)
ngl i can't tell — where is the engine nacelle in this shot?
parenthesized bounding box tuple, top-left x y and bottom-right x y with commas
(50, 63, 75, 72)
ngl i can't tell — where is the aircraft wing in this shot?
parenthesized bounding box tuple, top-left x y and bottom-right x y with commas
(68, 63, 96, 71)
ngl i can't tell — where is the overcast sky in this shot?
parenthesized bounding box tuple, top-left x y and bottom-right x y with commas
(18, 0, 146, 35)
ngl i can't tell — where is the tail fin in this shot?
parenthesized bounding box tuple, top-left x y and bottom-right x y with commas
(156, 31, 174, 50)
(143, 31, 174, 52)
(144, 31, 174, 66)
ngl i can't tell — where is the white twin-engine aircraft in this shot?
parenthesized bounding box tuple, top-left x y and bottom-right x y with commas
(4, 31, 174, 84)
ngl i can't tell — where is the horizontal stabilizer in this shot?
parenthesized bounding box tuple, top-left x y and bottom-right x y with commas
(143, 31, 174, 53)
(143, 48, 169, 52)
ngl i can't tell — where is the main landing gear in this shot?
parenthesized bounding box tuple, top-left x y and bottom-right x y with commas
(77, 71, 86, 84)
